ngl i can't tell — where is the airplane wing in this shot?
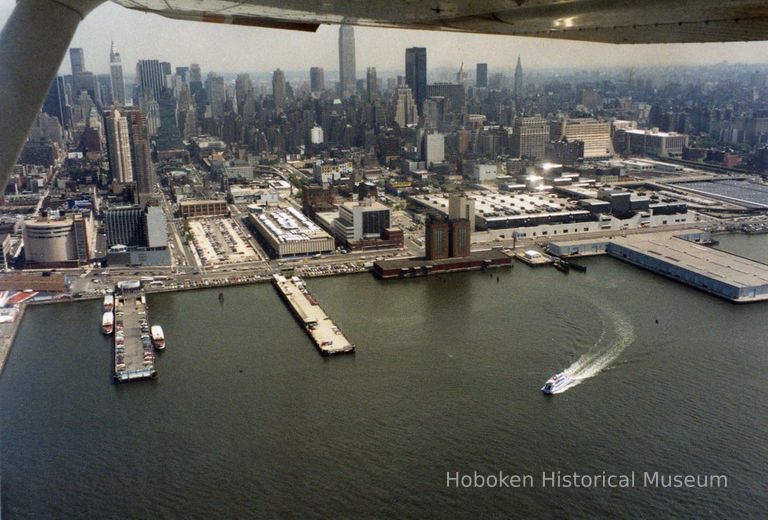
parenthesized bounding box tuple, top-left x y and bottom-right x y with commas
(111, 0, 768, 44)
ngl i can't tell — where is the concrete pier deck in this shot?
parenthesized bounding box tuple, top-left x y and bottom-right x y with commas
(272, 274, 355, 355)
(113, 283, 157, 382)
(549, 230, 768, 303)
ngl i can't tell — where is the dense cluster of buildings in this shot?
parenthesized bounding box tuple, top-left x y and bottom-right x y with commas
(9, 26, 768, 274)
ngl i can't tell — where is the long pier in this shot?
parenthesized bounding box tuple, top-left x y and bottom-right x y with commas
(549, 229, 768, 303)
(113, 282, 157, 382)
(272, 274, 355, 355)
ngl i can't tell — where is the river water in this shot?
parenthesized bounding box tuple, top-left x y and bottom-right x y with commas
(1, 234, 766, 517)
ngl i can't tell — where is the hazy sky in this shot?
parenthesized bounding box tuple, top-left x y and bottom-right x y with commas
(4, 1, 768, 77)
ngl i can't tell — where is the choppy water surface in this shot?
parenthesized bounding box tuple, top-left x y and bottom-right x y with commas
(2, 238, 767, 517)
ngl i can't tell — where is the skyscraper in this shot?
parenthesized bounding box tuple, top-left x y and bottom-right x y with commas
(136, 59, 164, 103)
(110, 41, 125, 105)
(338, 25, 356, 99)
(69, 48, 85, 75)
(476, 63, 488, 88)
(42, 76, 69, 128)
(393, 84, 417, 127)
(124, 109, 155, 202)
(105, 108, 133, 185)
(405, 47, 427, 115)
(206, 72, 225, 120)
(510, 116, 548, 159)
(310, 67, 325, 94)
(189, 63, 203, 96)
(366, 67, 378, 100)
(514, 56, 524, 97)
(272, 68, 286, 112)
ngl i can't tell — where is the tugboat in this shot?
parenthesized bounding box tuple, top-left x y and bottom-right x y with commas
(151, 325, 166, 351)
(541, 372, 571, 394)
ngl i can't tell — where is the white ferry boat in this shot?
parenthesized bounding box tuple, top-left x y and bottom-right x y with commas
(102, 312, 114, 335)
(541, 372, 570, 395)
(103, 294, 114, 312)
(151, 325, 165, 350)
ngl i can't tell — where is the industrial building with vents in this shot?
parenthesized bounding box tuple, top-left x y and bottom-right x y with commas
(249, 206, 335, 258)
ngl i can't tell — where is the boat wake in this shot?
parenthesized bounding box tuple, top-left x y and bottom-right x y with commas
(551, 304, 635, 394)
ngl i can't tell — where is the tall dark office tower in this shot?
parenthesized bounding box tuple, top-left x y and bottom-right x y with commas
(43, 76, 69, 128)
(189, 63, 203, 96)
(110, 41, 126, 105)
(310, 67, 325, 93)
(476, 63, 488, 88)
(514, 56, 524, 97)
(95, 75, 113, 106)
(366, 67, 378, 100)
(405, 47, 427, 116)
(338, 25, 356, 99)
(235, 73, 253, 111)
(206, 73, 225, 120)
(272, 68, 286, 112)
(175, 67, 189, 83)
(136, 59, 164, 102)
(69, 48, 85, 75)
(160, 61, 172, 88)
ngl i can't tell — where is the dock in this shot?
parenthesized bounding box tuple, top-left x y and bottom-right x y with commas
(549, 229, 768, 303)
(113, 281, 157, 382)
(272, 274, 355, 355)
(514, 249, 555, 266)
(373, 249, 512, 279)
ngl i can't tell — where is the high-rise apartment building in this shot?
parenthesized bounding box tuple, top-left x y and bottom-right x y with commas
(405, 47, 427, 115)
(109, 41, 125, 105)
(476, 63, 488, 88)
(338, 25, 356, 99)
(510, 116, 549, 159)
(552, 118, 615, 160)
(424, 133, 445, 165)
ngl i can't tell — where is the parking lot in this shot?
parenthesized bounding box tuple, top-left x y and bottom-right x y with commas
(188, 217, 260, 267)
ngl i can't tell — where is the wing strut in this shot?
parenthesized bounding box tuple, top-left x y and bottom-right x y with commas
(0, 0, 104, 191)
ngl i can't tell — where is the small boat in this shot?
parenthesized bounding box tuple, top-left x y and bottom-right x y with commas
(569, 262, 587, 272)
(541, 372, 571, 394)
(151, 325, 166, 351)
(553, 260, 570, 273)
(218, 292, 224, 303)
(102, 312, 114, 335)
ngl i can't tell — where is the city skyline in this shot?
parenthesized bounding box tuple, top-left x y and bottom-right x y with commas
(6, 2, 768, 78)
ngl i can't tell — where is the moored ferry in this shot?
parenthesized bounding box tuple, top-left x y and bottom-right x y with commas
(102, 312, 114, 335)
(103, 294, 114, 312)
(151, 325, 165, 350)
